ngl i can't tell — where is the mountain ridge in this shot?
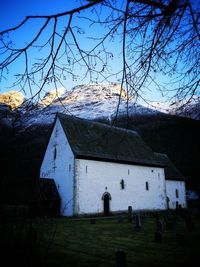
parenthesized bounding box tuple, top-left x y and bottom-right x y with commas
(1, 83, 199, 130)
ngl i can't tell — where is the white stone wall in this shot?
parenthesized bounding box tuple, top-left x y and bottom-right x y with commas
(74, 159, 167, 215)
(166, 180, 187, 209)
(40, 118, 75, 216)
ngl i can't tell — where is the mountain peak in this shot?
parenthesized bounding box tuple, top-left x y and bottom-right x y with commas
(0, 90, 24, 109)
(71, 83, 127, 97)
(39, 87, 67, 107)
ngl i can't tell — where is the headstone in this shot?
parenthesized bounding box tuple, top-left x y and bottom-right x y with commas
(165, 221, 174, 230)
(27, 225, 37, 249)
(185, 216, 195, 231)
(117, 215, 123, 223)
(175, 201, 179, 211)
(128, 206, 133, 222)
(164, 211, 175, 230)
(134, 214, 141, 231)
(116, 249, 127, 267)
(90, 218, 96, 224)
(154, 231, 162, 243)
(156, 218, 164, 233)
(176, 233, 185, 246)
(176, 204, 183, 216)
(141, 213, 146, 223)
(155, 214, 159, 229)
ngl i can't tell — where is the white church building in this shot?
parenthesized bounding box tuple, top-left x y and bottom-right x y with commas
(40, 114, 187, 216)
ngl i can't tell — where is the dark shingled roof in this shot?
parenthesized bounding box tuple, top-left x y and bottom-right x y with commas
(57, 114, 164, 167)
(154, 153, 186, 181)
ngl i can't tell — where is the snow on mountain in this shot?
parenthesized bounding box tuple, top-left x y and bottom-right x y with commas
(11, 83, 160, 128)
(143, 97, 200, 120)
(39, 87, 66, 107)
(1, 84, 199, 130)
(171, 97, 200, 120)
(143, 101, 171, 113)
(0, 91, 24, 127)
(0, 91, 24, 109)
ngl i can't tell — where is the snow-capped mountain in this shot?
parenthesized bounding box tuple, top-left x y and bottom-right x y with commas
(172, 97, 200, 120)
(143, 97, 200, 121)
(143, 101, 171, 114)
(0, 91, 24, 109)
(0, 83, 161, 129)
(0, 83, 199, 129)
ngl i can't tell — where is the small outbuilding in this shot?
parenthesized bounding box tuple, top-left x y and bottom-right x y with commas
(154, 153, 186, 209)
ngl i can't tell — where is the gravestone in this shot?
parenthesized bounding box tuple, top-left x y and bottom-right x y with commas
(116, 249, 127, 267)
(176, 204, 183, 216)
(134, 214, 141, 231)
(27, 225, 37, 249)
(165, 221, 174, 230)
(155, 214, 160, 229)
(176, 233, 185, 246)
(90, 218, 96, 224)
(156, 218, 164, 233)
(154, 231, 162, 243)
(117, 215, 123, 223)
(141, 214, 146, 223)
(128, 206, 133, 222)
(164, 211, 175, 230)
(185, 216, 195, 231)
(175, 201, 179, 213)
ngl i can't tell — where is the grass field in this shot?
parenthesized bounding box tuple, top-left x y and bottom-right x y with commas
(1, 208, 200, 266)
(27, 211, 200, 267)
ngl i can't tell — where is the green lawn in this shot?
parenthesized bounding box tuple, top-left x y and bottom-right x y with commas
(31, 212, 200, 267)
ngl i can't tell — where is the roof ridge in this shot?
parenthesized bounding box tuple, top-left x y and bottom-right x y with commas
(57, 112, 139, 136)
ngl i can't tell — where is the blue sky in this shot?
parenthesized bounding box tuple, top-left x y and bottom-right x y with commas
(0, 0, 188, 103)
(1, 0, 76, 29)
(1, 1, 125, 97)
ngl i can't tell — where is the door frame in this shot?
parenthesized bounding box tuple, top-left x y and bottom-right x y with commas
(102, 192, 111, 216)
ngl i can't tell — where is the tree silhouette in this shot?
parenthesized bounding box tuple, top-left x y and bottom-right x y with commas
(0, 0, 199, 105)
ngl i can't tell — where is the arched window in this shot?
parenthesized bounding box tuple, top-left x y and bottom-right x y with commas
(146, 181, 149, 191)
(175, 189, 179, 198)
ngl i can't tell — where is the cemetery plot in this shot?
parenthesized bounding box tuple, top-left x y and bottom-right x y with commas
(0, 210, 200, 267)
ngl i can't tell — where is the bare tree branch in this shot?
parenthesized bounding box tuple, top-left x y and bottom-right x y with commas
(0, 0, 199, 107)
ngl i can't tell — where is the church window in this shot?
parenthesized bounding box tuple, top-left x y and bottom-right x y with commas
(128, 169, 130, 175)
(120, 179, 125, 190)
(86, 165, 88, 173)
(69, 164, 71, 172)
(175, 189, 179, 198)
(146, 181, 149, 191)
(53, 147, 57, 160)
